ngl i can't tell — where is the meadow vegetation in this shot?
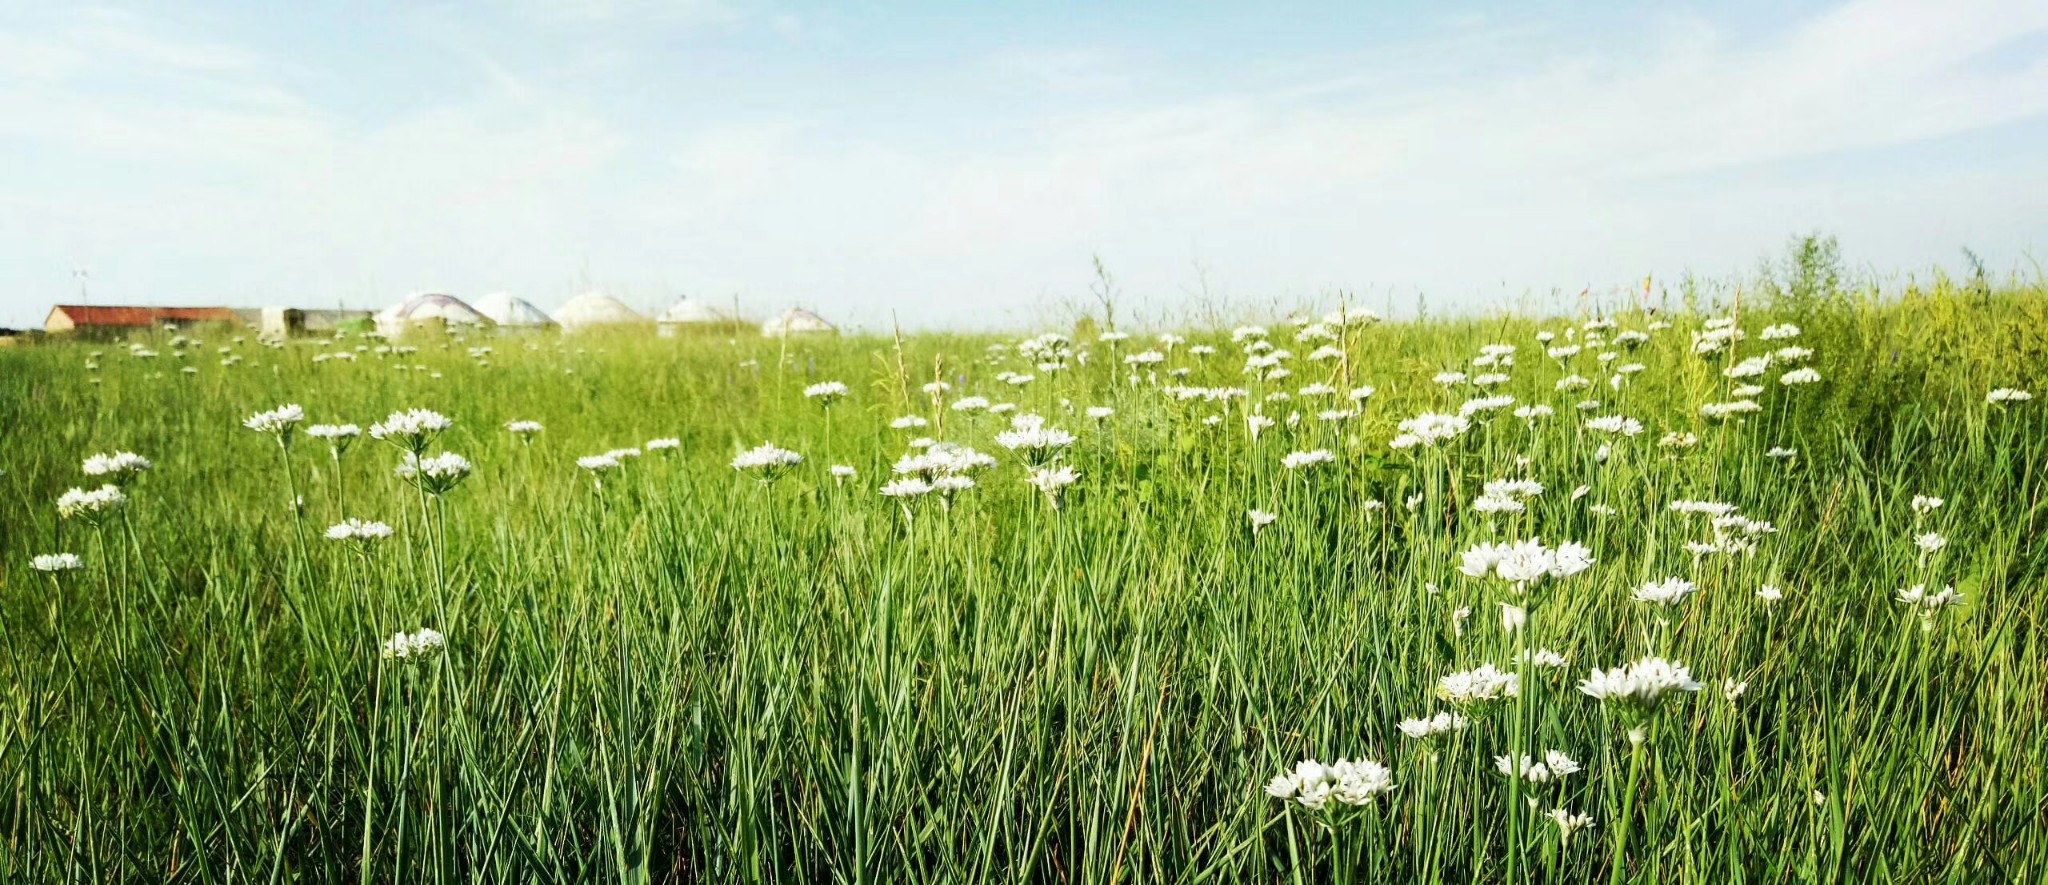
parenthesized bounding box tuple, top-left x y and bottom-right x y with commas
(4, 260, 2047, 882)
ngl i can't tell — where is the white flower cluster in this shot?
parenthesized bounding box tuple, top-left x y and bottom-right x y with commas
(1024, 465, 1081, 508)
(578, 454, 622, 472)
(1390, 412, 1471, 449)
(57, 484, 128, 521)
(994, 415, 1076, 463)
(1457, 539, 1594, 587)
(381, 628, 446, 661)
(1578, 656, 1704, 709)
(1632, 577, 1698, 607)
(1280, 449, 1336, 471)
(804, 380, 850, 402)
(82, 451, 152, 480)
(1437, 663, 1520, 705)
(505, 420, 544, 436)
(1472, 477, 1543, 514)
(325, 519, 395, 542)
(1495, 750, 1581, 783)
(1264, 758, 1397, 810)
(731, 443, 803, 477)
(1986, 388, 2032, 405)
(1584, 415, 1644, 437)
(1895, 584, 1965, 630)
(1396, 711, 1469, 739)
(395, 452, 473, 495)
(243, 403, 305, 435)
(31, 553, 86, 572)
(370, 409, 454, 452)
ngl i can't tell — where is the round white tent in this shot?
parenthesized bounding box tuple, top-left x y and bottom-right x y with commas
(552, 291, 650, 334)
(374, 293, 492, 339)
(472, 292, 557, 329)
(656, 297, 729, 337)
(761, 307, 837, 338)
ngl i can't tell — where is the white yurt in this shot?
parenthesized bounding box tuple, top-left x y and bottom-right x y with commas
(472, 292, 557, 330)
(374, 293, 492, 339)
(761, 307, 837, 338)
(656, 297, 729, 338)
(552, 291, 651, 334)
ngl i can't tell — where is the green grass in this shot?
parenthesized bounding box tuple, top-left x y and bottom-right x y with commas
(3, 280, 2046, 882)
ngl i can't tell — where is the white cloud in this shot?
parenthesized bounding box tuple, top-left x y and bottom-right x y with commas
(2, 0, 2044, 330)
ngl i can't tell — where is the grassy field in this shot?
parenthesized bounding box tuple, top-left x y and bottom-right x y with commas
(4, 276, 2047, 882)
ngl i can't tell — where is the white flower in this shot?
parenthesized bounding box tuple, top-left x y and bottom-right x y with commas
(1724, 355, 1772, 379)
(243, 403, 305, 436)
(1267, 758, 1395, 809)
(731, 443, 804, 476)
(1459, 395, 1516, 418)
(646, 437, 681, 452)
(1514, 404, 1554, 421)
(951, 396, 991, 412)
(381, 628, 446, 661)
(1986, 388, 2031, 405)
(1518, 647, 1570, 668)
(805, 380, 850, 402)
(1584, 415, 1644, 437)
(1472, 494, 1524, 514)
(1496, 751, 1579, 783)
(505, 420, 544, 435)
(1723, 678, 1749, 701)
(325, 519, 395, 542)
(1457, 539, 1594, 586)
(1895, 583, 1964, 616)
(994, 424, 1076, 463)
(1579, 656, 1704, 709)
(307, 425, 363, 456)
(82, 451, 153, 480)
(879, 477, 933, 498)
(1499, 603, 1527, 633)
(57, 484, 128, 521)
(1086, 406, 1115, 420)
(1910, 495, 1944, 515)
(1766, 446, 1798, 459)
(831, 465, 858, 479)
(1437, 664, 1520, 705)
(1633, 577, 1698, 606)
(1391, 412, 1470, 449)
(1700, 400, 1762, 421)
(577, 454, 622, 472)
(1025, 465, 1081, 507)
(1760, 323, 1802, 340)
(890, 415, 930, 430)
(1660, 431, 1701, 448)
(1757, 584, 1784, 603)
(1914, 532, 1947, 554)
(1397, 710, 1470, 739)
(31, 553, 85, 572)
(369, 409, 454, 452)
(395, 452, 473, 494)
(1246, 509, 1278, 532)
(1780, 367, 1822, 385)
(1547, 808, 1595, 844)
(1280, 449, 1336, 470)
(921, 380, 951, 395)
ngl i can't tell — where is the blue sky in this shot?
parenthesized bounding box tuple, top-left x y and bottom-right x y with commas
(2, 0, 2045, 331)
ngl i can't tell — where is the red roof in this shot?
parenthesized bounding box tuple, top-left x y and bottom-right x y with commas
(49, 305, 242, 327)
